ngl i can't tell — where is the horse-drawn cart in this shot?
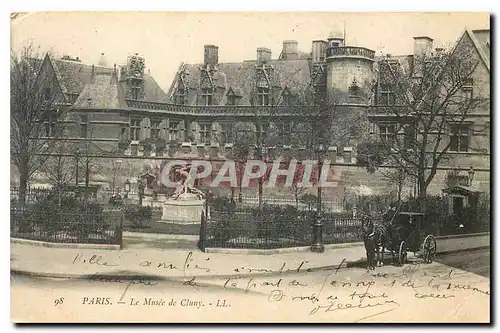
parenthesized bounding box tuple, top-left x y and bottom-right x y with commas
(386, 211, 437, 266)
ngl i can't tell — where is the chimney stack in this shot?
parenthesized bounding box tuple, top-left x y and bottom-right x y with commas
(257, 47, 272, 65)
(281, 40, 298, 60)
(413, 36, 434, 58)
(312, 40, 327, 63)
(204, 45, 219, 67)
(413, 36, 433, 77)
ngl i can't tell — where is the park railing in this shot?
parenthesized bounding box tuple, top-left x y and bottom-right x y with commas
(10, 207, 123, 246)
(200, 205, 366, 250)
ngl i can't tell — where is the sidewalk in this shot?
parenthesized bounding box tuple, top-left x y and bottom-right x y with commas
(10, 240, 368, 280)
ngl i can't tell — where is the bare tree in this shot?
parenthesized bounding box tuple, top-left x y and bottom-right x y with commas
(358, 40, 489, 200)
(380, 165, 409, 203)
(40, 141, 77, 189)
(10, 45, 69, 205)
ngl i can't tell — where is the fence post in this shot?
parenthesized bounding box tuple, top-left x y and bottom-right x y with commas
(118, 211, 124, 249)
(198, 191, 210, 252)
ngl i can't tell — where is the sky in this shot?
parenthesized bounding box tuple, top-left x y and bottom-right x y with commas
(11, 12, 490, 93)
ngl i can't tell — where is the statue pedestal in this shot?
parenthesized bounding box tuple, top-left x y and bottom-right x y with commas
(159, 192, 205, 225)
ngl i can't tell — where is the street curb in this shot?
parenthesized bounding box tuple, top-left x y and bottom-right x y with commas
(123, 231, 199, 241)
(10, 258, 367, 281)
(10, 238, 121, 250)
(204, 242, 364, 255)
(437, 246, 490, 256)
(10, 247, 489, 281)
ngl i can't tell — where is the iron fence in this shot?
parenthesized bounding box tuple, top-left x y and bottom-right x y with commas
(11, 207, 123, 245)
(201, 205, 365, 250)
(234, 195, 344, 212)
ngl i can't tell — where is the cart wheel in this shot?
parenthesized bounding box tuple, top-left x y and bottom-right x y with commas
(423, 235, 437, 263)
(398, 241, 407, 266)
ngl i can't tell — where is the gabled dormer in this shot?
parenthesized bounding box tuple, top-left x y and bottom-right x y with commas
(226, 87, 242, 105)
(254, 47, 275, 106)
(198, 45, 219, 106)
(173, 63, 189, 105)
(281, 87, 296, 106)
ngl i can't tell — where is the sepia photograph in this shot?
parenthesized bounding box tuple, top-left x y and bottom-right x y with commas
(9, 11, 491, 323)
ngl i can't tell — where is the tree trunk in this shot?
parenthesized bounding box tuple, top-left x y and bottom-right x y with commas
(18, 171, 29, 207)
(230, 187, 235, 201)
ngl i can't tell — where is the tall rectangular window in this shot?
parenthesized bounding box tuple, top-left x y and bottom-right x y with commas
(43, 87, 52, 102)
(44, 112, 56, 137)
(130, 118, 141, 141)
(403, 125, 416, 150)
(257, 87, 270, 106)
(201, 88, 214, 106)
(281, 123, 292, 145)
(380, 84, 396, 106)
(199, 123, 211, 144)
(378, 123, 396, 145)
(168, 121, 179, 142)
(463, 77, 474, 101)
(150, 119, 161, 139)
(450, 124, 471, 152)
(79, 114, 88, 138)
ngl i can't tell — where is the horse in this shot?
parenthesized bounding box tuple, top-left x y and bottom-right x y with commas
(361, 216, 387, 269)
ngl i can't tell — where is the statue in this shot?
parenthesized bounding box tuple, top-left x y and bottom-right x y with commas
(172, 164, 205, 200)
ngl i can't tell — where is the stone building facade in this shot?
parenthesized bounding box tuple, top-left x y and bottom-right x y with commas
(17, 29, 490, 198)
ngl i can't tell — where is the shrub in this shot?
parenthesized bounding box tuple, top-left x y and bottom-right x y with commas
(300, 194, 317, 211)
(123, 204, 153, 228)
(15, 189, 110, 239)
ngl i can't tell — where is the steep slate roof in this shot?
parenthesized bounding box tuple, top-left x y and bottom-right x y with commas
(52, 59, 113, 94)
(468, 29, 490, 70)
(170, 59, 312, 106)
(47, 56, 169, 106)
(73, 72, 125, 110)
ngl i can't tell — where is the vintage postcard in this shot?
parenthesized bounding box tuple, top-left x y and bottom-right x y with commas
(10, 12, 491, 323)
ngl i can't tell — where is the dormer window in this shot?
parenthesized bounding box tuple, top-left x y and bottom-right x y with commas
(201, 87, 214, 106)
(175, 87, 186, 105)
(131, 85, 140, 100)
(282, 89, 293, 106)
(226, 89, 241, 106)
(257, 87, 270, 106)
